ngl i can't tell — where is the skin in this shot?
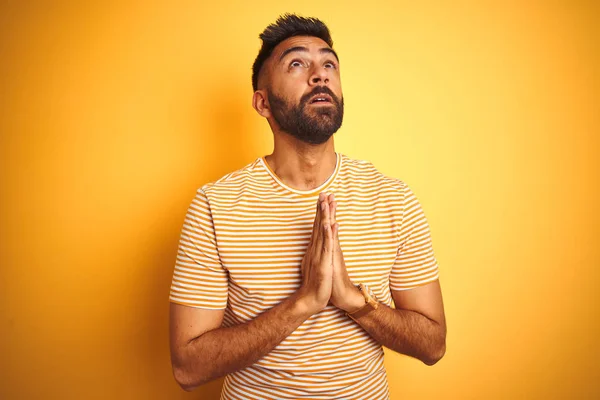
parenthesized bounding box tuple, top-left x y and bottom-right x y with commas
(253, 35, 342, 191)
(170, 35, 447, 392)
(171, 193, 335, 391)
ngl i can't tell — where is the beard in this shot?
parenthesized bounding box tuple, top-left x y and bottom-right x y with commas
(267, 86, 344, 145)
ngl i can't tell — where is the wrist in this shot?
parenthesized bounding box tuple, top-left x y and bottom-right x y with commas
(291, 288, 321, 318)
(339, 284, 365, 313)
(346, 283, 379, 320)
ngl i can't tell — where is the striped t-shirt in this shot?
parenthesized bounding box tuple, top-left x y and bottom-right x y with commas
(169, 152, 440, 399)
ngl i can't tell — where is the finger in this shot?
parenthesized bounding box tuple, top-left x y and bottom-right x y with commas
(328, 194, 335, 210)
(312, 193, 324, 241)
(327, 193, 336, 224)
(321, 196, 330, 231)
(333, 222, 340, 244)
(321, 199, 332, 247)
(322, 201, 334, 254)
(310, 196, 326, 258)
(330, 200, 337, 226)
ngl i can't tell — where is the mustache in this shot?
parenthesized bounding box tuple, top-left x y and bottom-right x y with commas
(300, 86, 341, 106)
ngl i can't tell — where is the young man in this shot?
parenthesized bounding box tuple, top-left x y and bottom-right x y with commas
(169, 13, 446, 399)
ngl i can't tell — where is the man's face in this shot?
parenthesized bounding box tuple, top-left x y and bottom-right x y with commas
(263, 36, 344, 145)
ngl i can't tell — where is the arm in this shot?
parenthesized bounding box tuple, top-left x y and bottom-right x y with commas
(170, 193, 335, 391)
(338, 280, 446, 365)
(327, 192, 446, 365)
(170, 293, 313, 391)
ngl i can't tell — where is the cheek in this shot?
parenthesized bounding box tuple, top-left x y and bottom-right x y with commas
(330, 78, 343, 98)
(327, 72, 341, 86)
(284, 67, 311, 83)
(283, 80, 309, 98)
(279, 69, 308, 85)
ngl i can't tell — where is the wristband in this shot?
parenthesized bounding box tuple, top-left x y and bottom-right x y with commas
(346, 283, 379, 321)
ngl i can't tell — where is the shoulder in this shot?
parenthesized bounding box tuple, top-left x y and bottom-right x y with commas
(197, 158, 267, 202)
(339, 153, 410, 195)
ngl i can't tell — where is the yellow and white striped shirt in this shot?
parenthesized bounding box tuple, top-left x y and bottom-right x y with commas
(169, 152, 440, 399)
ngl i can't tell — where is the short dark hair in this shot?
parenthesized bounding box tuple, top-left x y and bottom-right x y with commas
(251, 13, 334, 91)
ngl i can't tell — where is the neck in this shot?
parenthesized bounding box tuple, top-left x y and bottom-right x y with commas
(264, 133, 337, 192)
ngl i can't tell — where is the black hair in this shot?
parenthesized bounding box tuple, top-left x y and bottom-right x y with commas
(251, 13, 334, 91)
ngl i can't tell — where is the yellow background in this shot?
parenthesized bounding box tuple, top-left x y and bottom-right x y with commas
(1, 1, 598, 399)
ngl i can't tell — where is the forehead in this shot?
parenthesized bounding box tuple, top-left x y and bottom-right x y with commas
(270, 35, 333, 61)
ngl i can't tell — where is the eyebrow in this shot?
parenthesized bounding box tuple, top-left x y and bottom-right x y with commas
(278, 46, 339, 63)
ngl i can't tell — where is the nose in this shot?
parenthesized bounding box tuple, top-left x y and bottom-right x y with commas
(309, 64, 329, 85)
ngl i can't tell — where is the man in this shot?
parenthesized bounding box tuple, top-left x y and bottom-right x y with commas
(169, 13, 446, 399)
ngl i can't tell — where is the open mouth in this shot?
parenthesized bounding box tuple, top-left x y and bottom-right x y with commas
(309, 94, 333, 105)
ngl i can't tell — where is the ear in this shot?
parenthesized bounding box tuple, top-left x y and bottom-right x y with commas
(252, 90, 271, 118)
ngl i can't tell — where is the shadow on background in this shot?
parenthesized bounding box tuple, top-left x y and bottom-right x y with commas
(2, 2, 599, 399)
(142, 81, 264, 399)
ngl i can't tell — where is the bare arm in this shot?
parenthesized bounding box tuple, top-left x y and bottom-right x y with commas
(170, 194, 335, 391)
(170, 294, 313, 391)
(341, 280, 447, 366)
(327, 193, 446, 366)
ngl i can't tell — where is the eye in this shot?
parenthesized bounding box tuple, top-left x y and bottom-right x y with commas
(324, 60, 338, 69)
(289, 59, 305, 68)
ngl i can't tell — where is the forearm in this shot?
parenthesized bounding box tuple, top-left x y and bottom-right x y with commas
(352, 302, 446, 365)
(174, 291, 313, 390)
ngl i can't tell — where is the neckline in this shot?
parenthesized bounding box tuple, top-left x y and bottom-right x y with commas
(259, 153, 342, 196)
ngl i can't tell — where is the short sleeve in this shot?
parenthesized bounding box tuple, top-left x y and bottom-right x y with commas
(169, 188, 228, 309)
(390, 183, 440, 291)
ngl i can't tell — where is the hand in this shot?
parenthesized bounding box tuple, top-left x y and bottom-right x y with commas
(328, 194, 365, 313)
(297, 192, 334, 314)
